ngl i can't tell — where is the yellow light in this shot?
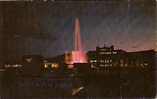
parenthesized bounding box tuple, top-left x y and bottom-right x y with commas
(144, 63, 148, 66)
(51, 63, 59, 69)
(55, 64, 59, 68)
(44, 64, 48, 68)
(26, 58, 32, 63)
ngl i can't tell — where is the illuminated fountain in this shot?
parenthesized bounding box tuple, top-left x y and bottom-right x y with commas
(65, 18, 88, 68)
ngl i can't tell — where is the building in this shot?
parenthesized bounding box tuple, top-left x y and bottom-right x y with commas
(43, 54, 67, 73)
(87, 44, 156, 71)
(87, 44, 156, 97)
(87, 45, 126, 71)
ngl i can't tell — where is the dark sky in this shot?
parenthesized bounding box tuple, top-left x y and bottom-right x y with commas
(0, 0, 156, 60)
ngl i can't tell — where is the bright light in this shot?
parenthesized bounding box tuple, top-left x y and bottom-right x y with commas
(51, 63, 59, 69)
(90, 60, 97, 63)
(44, 63, 59, 69)
(44, 64, 48, 68)
(64, 18, 88, 69)
(26, 58, 32, 63)
(4, 64, 22, 68)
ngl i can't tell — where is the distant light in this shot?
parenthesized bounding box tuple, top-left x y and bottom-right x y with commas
(65, 18, 88, 69)
(26, 58, 32, 63)
(4, 64, 11, 68)
(100, 64, 105, 67)
(90, 60, 97, 63)
(13, 64, 22, 67)
(144, 63, 148, 66)
(113, 52, 117, 54)
(44, 63, 59, 69)
(4, 64, 22, 68)
(44, 64, 48, 68)
(51, 63, 59, 69)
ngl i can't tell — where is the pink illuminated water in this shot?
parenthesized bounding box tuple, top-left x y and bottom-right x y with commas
(73, 18, 87, 63)
(74, 18, 82, 51)
(65, 18, 87, 68)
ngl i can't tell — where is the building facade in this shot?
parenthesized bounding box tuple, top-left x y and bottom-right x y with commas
(87, 45, 156, 71)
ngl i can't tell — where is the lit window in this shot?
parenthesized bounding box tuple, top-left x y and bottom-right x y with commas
(144, 63, 148, 66)
(44, 64, 48, 68)
(120, 63, 124, 67)
(106, 52, 112, 54)
(4, 64, 11, 68)
(91, 64, 95, 68)
(13, 64, 22, 67)
(100, 60, 104, 63)
(26, 58, 32, 63)
(99, 52, 105, 55)
(105, 60, 110, 63)
(51, 63, 59, 69)
(124, 64, 128, 67)
(100, 64, 105, 67)
(140, 64, 144, 67)
(99, 51, 112, 55)
(100, 49, 106, 51)
(90, 60, 97, 63)
(113, 52, 117, 54)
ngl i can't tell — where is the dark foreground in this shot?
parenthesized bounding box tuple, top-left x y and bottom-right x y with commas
(0, 67, 156, 99)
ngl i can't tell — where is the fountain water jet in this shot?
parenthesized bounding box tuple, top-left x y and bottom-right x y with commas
(65, 18, 88, 68)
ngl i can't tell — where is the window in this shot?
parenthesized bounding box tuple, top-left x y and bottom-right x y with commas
(51, 63, 59, 68)
(113, 52, 117, 54)
(100, 60, 105, 63)
(90, 60, 97, 63)
(105, 64, 109, 67)
(99, 52, 105, 55)
(105, 60, 110, 63)
(124, 64, 128, 67)
(100, 64, 105, 67)
(106, 52, 112, 54)
(44, 64, 48, 68)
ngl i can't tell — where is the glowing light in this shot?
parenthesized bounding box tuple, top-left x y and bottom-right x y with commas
(26, 58, 32, 63)
(51, 63, 59, 68)
(71, 51, 87, 63)
(44, 64, 48, 68)
(74, 18, 82, 51)
(90, 60, 97, 63)
(65, 17, 88, 68)
(44, 63, 59, 69)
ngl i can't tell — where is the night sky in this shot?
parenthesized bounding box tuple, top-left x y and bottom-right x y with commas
(0, 0, 156, 60)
